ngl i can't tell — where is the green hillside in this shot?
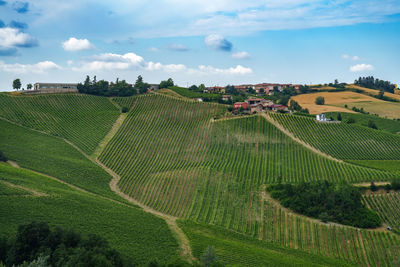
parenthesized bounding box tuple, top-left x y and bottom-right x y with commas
(0, 94, 120, 154)
(326, 112, 400, 135)
(0, 119, 117, 199)
(270, 113, 400, 160)
(0, 163, 179, 265)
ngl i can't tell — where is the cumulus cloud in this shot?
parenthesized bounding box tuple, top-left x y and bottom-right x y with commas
(73, 52, 145, 71)
(0, 60, 61, 73)
(12, 1, 29, 13)
(0, 27, 37, 47)
(350, 64, 374, 72)
(166, 43, 189, 52)
(204, 34, 232, 51)
(62, 37, 94, 51)
(232, 51, 250, 59)
(197, 64, 252, 75)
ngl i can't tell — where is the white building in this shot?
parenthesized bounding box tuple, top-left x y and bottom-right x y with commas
(32, 83, 78, 94)
(316, 114, 327, 122)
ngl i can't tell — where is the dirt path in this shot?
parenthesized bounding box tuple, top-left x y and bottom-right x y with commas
(0, 179, 48, 197)
(353, 182, 390, 187)
(7, 160, 20, 168)
(100, 159, 195, 263)
(261, 113, 343, 163)
(91, 113, 127, 159)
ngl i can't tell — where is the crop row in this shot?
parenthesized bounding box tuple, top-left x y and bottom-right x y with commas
(270, 113, 400, 160)
(0, 94, 120, 154)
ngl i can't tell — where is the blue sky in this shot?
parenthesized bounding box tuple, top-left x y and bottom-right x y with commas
(0, 0, 399, 90)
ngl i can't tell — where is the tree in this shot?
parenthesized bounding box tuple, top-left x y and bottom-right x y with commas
(0, 150, 7, 162)
(370, 182, 378, 192)
(367, 120, 378, 130)
(159, 78, 174, 89)
(200, 246, 218, 267)
(13, 79, 22, 91)
(337, 113, 342, 121)
(315, 96, 325, 105)
(27, 83, 33, 90)
(198, 84, 206, 91)
(188, 85, 198, 91)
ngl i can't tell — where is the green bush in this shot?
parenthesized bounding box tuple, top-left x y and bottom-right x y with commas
(121, 106, 129, 113)
(315, 96, 325, 105)
(0, 151, 7, 162)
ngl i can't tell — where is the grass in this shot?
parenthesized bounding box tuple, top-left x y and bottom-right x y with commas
(0, 93, 120, 154)
(168, 86, 221, 100)
(0, 119, 118, 200)
(0, 163, 180, 265)
(179, 220, 355, 267)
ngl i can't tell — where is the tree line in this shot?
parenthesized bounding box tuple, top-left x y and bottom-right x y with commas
(355, 76, 396, 94)
(267, 181, 381, 228)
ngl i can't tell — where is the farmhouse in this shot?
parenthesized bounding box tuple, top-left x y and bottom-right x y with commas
(316, 114, 327, 122)
(234, 102, 248, 110)
(204, 86, 225, 94)
(26, 83, 78, 94)
(149, 84, 160, 91)
(222, 95, 233, 102)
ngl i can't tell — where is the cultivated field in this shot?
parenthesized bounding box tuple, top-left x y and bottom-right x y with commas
(291, 91, 400, 119)
(0, 163, 179, 264)
(0, 94, 120, 154)
(270, 113, 400, 160)
(363, 192, 400, 234)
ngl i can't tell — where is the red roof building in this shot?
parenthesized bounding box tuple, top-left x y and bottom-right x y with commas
(234, 102, 248, 110)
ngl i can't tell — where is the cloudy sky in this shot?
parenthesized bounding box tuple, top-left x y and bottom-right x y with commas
(0, 0, 399, 90)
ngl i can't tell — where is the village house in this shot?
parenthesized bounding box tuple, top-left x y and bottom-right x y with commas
(233, 102, 248, 110)
(204, 86, 225, 94)
(234, 85, 254, 92)
(269, 104, 289, 112)
(221, 95, 233, 102)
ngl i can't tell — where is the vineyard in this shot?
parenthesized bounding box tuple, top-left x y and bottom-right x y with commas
(269, 113, 400, 160)
(0, 162, 179, 264)
(363, 192, 400, 234)
(0, 94, 120, 154)
(97, 94, 400, 266)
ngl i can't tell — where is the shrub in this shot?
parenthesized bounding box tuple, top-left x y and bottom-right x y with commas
(367, 120, 378, 130)
(315, 96, 325, 105)
(370, 182, 378, 192)
(0, 151, 7, 162)
(391, 178, 400, 190)
(121, 106, 129, 113)
(346, 118, 356, 124)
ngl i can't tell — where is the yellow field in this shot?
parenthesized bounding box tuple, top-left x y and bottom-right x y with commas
(292, 91, 400, 119)
(347, 84, 400, 101)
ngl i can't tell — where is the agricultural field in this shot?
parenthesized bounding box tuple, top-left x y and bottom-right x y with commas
(0, 162, 180, 265)
(291, 91, 400, 119)
(179, 221, 354, 267)
(363, 192, 400, 234)
(347, 84, 400, 102)
(0, 119, 118, 200)
(348, 160, 400, 173)
(0, 93, 120, 154)
(270, 113, 400, 160)
(325, 112, 400, 135)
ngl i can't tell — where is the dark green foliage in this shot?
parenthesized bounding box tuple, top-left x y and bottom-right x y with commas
(0, 150, 6, 162)
(188, 85, 198, 91)
(370, 182, 378, 192)
(225, 85, 238, 95)
(355, 76, 396, 94)
(367, 120, 378, 130)
(337, 113, 342, 121)
(13, 79, 21, 91)
(159, 78, 174, 89)
(77, 75, 137, 97)
(134, 75, 150, 94)
(1, 222, 129, 267)
(121, 106, 129, 113)
(346, 117, 355, 124)
(391, 178, 400, 190)
(201, 246, 218, 267)
(315, 96, 325, 105)
(267, 181, 382, 228)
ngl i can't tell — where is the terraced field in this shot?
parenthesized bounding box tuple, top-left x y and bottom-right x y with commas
(363, 192, 400, 234)
(0, 93, 120, 154)
(270, 113, 400, 160)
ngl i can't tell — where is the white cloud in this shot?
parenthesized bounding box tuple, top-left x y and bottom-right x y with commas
(0, 60, 61, 73)
(232, 51, 250, 59)
(352, 56, 360, 61)
(197, 65, 252, 75)
(350, 64, 374, 72)
(342, 54, 349, 59)
(204, 34, 232, 51)
(62, 37, 94, 51)
(0, 27, 37, 47)
(342, 54, 360, 61)
(146, 61, 187, 72)
(73, 52, 145, 71)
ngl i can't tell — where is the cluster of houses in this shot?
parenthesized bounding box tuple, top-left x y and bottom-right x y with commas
(204, 83, 301, 95)
(234, 98, 289, 114)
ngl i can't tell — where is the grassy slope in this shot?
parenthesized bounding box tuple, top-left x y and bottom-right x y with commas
(270, 113, 400, 161)
(0, 163, 179, 265)
(325, 112, 400, 135)
(0, 94, 120, 154)
(179, 221, 355, 267)
(0, 119, 118, 200)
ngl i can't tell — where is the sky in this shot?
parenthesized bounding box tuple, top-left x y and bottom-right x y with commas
(0, 0, 399, 90)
